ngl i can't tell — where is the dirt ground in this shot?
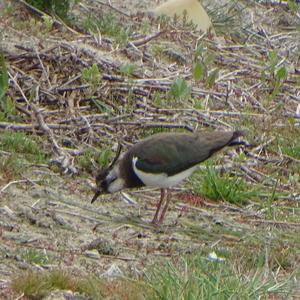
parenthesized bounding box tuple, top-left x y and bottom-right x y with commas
(0, 0, 300, 298)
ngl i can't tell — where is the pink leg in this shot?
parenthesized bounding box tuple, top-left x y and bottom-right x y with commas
(151, 188, 165, 224)
(158, 188, 171, 223)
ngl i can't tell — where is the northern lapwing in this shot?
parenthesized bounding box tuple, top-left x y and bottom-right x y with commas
(91, 130, 244, 224)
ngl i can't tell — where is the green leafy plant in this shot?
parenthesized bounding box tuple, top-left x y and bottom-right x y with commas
(120, 63, 136, 78)
(193, 44, 219, 87)
(191, 98, 203, 109)
(82, 64, 107, 112)
(41, 14, 54, 32)
(169, 77, 191, 101)
(193, 62, 203, 81)
(272, 65, 288, 96)
(264, 50, 288, 97)
(206, 68, 219, 87)
(97, 146, 113, 168)
(267, 50, 278, 76)
(82, 64, 102, 90)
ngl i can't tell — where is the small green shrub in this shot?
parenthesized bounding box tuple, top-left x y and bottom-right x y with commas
(97, 147, 113, 168)
(193, 45, 219, 87)
(169, 77, 191, 101)
(263, 50, 289, 98)
(82, 64, 102, 88)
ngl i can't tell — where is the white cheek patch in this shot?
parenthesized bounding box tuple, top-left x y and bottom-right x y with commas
(108, 178, 125, 193)
(132, 156, 198, 188)
(106, 165, 125, 193)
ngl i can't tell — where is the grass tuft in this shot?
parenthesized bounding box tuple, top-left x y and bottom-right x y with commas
(0, 131, 47, 164)
(0, 153, 24, 182)
(82, 13, 130, 45)
(0, 131, 48, 182)
(190, 164, 257, 205)
(19, 248, 50, 266)
(11, 269, 150, 300)
(145, 253, 297, 299)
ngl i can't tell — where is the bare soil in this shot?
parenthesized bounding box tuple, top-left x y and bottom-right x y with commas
(0, 0, 300, 298)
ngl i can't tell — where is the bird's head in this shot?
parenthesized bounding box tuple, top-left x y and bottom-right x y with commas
(91, 144, 123, 203)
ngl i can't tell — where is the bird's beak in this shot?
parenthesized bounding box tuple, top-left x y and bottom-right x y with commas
(91, 189, 101, 203)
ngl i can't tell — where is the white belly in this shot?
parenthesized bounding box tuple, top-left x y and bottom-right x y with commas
(132, 157, 197, 188)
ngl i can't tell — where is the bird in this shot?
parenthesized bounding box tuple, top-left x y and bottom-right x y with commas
(91, 130, 244, 224)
